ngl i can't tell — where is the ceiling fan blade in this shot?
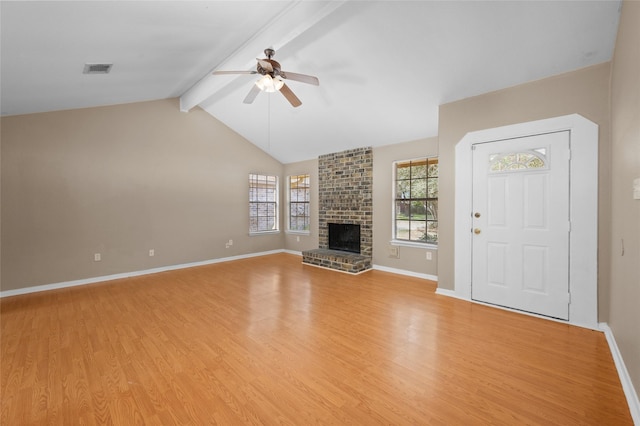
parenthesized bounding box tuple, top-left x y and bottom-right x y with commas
(212, 70, 257, 75)
(280, 71, 319, 86)
(279, 83, 302, 108)
(257, 59, 274, 73)
(243, 84, 261, 104)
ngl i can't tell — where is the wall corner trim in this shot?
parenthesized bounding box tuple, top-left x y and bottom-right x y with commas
(434, 287, 465, 299)
(599, 322, 640, 424)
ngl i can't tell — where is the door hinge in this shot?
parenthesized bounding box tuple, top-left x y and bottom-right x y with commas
(567, 221, 572, 232)
(568, 292, 571, 304)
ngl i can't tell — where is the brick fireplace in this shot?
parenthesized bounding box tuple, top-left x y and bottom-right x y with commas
(302, 147, 373, 273)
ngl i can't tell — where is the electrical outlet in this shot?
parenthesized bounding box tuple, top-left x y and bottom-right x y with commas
(296, 236, 300, 242)
(228, 239, 233, 246)
(94, 253, 101, 262)
(149, 249, 155, 257)
(389, 245, 399, 258)
(426, 251, 432, 260)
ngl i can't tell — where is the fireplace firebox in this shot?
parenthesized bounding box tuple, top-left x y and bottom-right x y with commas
(328, 223, 361, 254)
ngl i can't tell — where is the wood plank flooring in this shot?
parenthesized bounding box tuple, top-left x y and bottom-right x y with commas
(1, 253, 633, 425)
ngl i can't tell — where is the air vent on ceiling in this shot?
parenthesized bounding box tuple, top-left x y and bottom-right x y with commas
(83, 63, 113, 74)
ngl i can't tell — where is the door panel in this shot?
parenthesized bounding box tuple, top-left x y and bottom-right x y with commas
(471, 131, 570, 320)
(487, 243, 508, 286)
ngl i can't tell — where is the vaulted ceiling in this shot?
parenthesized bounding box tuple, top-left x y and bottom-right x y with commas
(1, 1, 621, 163)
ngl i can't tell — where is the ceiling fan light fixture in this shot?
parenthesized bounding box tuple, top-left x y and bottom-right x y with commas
(255, 74, 284, 93)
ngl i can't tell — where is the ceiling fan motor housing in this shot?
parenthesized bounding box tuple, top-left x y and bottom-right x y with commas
(257, 60, 281, 77)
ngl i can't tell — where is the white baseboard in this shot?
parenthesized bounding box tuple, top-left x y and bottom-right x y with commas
(0, 249, 286, 298)
(1, 250, 440, 297)
(371, 264, 437, 282)
(435, 287, 467, 300)
(282, 249, 302, 256)
(599, 322, 640, 425)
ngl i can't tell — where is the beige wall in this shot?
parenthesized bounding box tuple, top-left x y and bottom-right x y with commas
(0, 118, 3, 290)
(283, 158, 319, 252)
(437, 62, 612, 319)
(372, 138, 439, 276)
(609, 0, 640, 399)
(1, 98, 284, 291)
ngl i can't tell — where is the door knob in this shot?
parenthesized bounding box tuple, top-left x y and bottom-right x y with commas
(474, 212, 481, 218)
(474, 228, 481, 234)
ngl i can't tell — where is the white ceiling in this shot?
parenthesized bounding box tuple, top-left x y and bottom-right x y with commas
(1, 1, 621, 164)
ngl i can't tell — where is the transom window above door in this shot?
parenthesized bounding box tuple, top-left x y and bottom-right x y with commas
(489, 148, 547, 172)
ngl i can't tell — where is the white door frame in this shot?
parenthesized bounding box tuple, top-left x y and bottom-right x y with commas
(453, 114, 598, 329)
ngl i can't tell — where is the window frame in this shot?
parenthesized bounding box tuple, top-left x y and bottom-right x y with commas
(249, 173, 280, 235)
(391, 156, 438, 247)
(286, 174, 311, 235)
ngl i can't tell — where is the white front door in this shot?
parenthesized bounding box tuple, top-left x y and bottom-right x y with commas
(471, 131, 570, 320)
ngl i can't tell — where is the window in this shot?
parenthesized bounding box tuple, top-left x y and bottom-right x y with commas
(394, 158, 438, 244)
(249, 174, 278, 233)
(288, 174, 310, 232)
(489, 148, 547, 172)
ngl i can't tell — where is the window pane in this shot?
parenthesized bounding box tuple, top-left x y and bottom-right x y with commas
(411, 162, 427, 179)
(427, 200, 438, 220)
(427, 159, 438, 177)
(410, 178, 427, 198)
(396, 180, 410, 199)
(396, 200, 410, 220)
(396, 163, 411, 180)
(395, 219, 410, 240)
(427, 177, 438, 198)
(427, 221, 438, 243)
(409, 221, 426, 241)
(410, 200, 426, 220)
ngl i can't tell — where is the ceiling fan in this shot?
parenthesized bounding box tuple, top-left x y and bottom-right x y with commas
(212, 48, 319, 108)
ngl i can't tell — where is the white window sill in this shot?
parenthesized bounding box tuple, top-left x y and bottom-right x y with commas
(390, 239, 438, 250)
(249, 230, 280, 236)
(285, 230, 311, 236)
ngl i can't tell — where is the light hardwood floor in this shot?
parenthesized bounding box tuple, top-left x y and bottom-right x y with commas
(1, 253, 632, 425)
